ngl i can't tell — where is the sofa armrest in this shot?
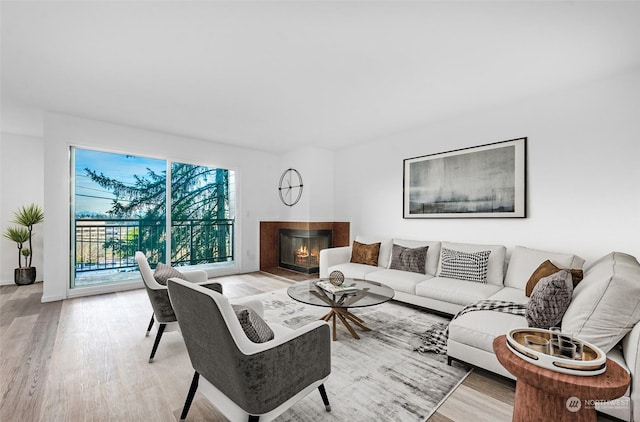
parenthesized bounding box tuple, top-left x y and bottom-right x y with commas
(319, 246, 352, 278)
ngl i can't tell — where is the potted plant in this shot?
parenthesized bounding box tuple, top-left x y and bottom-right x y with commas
(3, 203, 44, 285)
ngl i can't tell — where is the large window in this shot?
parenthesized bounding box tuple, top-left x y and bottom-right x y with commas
(71, 148, 235, 288)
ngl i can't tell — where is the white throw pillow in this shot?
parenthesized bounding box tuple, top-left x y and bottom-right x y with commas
(504, 246, 585, 291)
(561, 252, 640, 353)
(437, 241, 506, 286)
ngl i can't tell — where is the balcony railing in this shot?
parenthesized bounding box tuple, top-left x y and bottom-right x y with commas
(74, 218, 234, 273)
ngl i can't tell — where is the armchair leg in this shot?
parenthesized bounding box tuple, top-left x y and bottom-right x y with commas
(179, 371, 199, 422)
(146, 314, 155, 337)
(318, 384, 331, 412)
(149, 323, 166, 363)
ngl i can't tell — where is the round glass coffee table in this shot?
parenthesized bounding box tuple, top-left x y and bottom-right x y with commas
(287, 278, 394, 341)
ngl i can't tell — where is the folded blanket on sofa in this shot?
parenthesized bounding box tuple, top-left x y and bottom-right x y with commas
(416, 300, 527, 354)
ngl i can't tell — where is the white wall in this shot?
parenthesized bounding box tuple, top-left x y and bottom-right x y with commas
(334, 68, 640, 266)
(42, 113, 282, 301)
(280, 146, 335, 222)
(0, 132, 45, 284)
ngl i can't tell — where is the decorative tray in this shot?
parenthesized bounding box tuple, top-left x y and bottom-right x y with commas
(506, 328, 606, 376)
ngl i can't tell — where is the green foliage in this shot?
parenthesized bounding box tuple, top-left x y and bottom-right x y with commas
(4, 203, 44, 268)
(85, 163, 231, 265)
(3, 226, 30, 268)
(12, 203, 44, 228)
(3, 226, 29, 244)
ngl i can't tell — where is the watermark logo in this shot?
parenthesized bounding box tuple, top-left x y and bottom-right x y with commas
(566, 396, 582, 412)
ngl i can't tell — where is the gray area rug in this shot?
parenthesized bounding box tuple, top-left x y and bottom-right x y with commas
(252, 288, 471, 422)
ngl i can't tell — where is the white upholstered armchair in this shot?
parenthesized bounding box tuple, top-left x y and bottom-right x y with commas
(135, 251, 222, 362)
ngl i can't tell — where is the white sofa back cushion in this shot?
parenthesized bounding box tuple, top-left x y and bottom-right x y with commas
(562, 252, 640, 354)
(504, 246, 585, 290)
(392, 239, 441, 276)
(437, 241, 506, 286)
(355, 235, 393, 268)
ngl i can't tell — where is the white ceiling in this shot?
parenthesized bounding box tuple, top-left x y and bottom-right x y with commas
(2, 1, 640, 152)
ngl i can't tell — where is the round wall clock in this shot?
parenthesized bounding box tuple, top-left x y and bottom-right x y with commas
(278, 168, 303, 206)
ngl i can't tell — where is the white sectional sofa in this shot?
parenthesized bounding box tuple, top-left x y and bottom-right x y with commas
(319, 236, 640, 421)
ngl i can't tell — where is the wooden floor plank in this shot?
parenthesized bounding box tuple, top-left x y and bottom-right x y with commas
(0, 272, 620, 422)
(0, 294, 61, 422)
(459, 369, 516, 406)
(435, 383, 513, 421)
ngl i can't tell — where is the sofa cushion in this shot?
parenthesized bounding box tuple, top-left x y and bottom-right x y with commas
(153, 262, 184, 285)
(350, 241, 381, 266)
(389, 244, 428, 274)
(392, 239, 441, 275)
(525, 260, 584, 297)
(448, 310, 528, 353)
(562, 252, 640, 353)
(504, 246, 585, 291)
(365, 269, 432, 295)
(439, 247, 491, 283)
(415, 277, 502, 307)
(487, 286, 529, 304)
(355, 235, 393, 268)
(437, 241, 506, 286)
(328, 262, 383, 280)
(525, 269, 573, 329)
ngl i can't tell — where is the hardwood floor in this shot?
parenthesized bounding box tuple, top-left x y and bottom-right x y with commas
(0, 274, 618, 421)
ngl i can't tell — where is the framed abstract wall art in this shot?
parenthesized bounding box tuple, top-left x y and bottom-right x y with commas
(403, 137, 526, 218)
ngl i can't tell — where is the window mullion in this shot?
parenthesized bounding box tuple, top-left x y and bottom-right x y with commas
(166, 160, 172, 265)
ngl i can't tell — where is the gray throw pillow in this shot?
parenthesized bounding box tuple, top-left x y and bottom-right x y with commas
(153, 262, 184, 285)
(526, 269, 573, 329)
(439, 248, 491, 283)
(389, 244, 428, 274)
(232, 305, 275, 343)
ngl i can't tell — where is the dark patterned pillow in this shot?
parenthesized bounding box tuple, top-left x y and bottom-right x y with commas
(153, 262, 184, 285)
(526, 269, 573, 329)
(232, 305, 274, 343)
(439, 248, 491, 283)
(350, 241, 381, 266)
(525, 260, 584, 297)
(389, 244, 429, 274)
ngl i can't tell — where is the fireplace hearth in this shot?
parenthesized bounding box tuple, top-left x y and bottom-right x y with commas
(279, 229, 332, 274)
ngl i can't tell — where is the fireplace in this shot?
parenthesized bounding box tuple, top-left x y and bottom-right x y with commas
(279, 229, 332, 274)
(259, 221, 349, 274)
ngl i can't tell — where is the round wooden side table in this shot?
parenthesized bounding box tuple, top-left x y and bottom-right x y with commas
(493, 335, 629, 422)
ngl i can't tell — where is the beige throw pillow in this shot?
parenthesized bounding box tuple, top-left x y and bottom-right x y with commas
(153, 262, 184, 285)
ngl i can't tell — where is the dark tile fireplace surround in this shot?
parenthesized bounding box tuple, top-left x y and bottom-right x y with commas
(260, 222, 350, 274)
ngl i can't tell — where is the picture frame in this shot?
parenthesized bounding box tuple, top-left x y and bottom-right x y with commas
(403, 137, 526, 218)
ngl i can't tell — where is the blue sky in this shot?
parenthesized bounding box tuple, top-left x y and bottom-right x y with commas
(74, 148, 165, 216)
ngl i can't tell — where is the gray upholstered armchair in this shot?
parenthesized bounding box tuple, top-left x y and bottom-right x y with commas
(167, 277, 332, 422)
(135, 251, 222, 362)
